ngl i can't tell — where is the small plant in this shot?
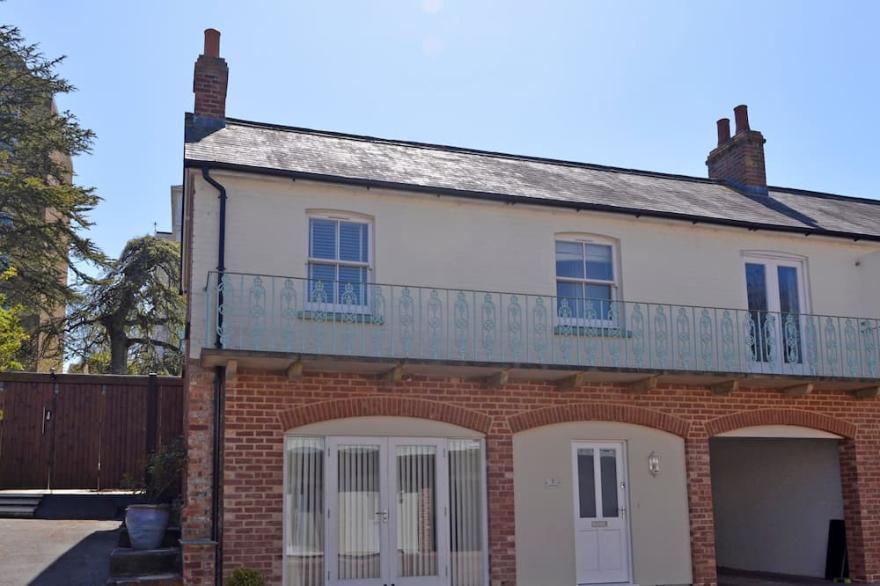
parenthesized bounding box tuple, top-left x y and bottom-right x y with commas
(144, 437, 186, 503)
(123, 437, 186, 549)
(123, 437, 186, 504)
(228, 567, 266, 586)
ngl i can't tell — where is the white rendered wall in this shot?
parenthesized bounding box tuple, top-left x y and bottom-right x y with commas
(513, 422, 692, 586)
(186, 170, 880, 357)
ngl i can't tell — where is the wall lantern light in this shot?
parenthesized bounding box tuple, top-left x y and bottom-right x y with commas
(648, 451, 661, 477)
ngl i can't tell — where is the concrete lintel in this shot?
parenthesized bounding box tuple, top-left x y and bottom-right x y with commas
(557, 372, 587, 391)
(380, 363, 405, 386)
(853, 385, 880, 400)
(286, 358, 304, 380)
(711, 379, 740, 395)
(782, 382, 814, 397)
(626, 376, 658, 393)
(225, 359, 238, 384)
(481, 369, 510, 389)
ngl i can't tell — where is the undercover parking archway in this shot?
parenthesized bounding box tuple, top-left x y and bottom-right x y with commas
(709, 423, 847, 582)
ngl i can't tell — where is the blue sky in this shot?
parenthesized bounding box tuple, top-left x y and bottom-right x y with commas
(5, 1, 880, 258)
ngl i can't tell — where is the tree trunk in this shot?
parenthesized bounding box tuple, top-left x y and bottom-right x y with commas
(109, 328, 128, 374)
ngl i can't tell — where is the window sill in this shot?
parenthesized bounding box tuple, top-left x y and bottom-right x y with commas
(297, 310, 384, 325)
(553, 325, 632, 338)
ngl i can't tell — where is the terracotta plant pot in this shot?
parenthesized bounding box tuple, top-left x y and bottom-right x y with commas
(125, 504, 170, 550)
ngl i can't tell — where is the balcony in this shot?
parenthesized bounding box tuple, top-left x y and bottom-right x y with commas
(200, 272, 880, 390)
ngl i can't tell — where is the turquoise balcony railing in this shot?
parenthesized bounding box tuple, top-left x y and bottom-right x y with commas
(203, 272, 880, 379)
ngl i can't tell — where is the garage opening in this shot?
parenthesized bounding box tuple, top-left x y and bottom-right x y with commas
(710, 426, 846, 584)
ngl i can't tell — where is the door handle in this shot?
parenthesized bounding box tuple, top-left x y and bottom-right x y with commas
(375, 510, 389, 523)
(41, 408, 52, 436)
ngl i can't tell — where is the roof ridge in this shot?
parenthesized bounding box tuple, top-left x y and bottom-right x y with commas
(220, 115, 723, 187)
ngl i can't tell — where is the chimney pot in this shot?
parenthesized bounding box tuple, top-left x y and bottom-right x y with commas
(707, 105, 766, 193)
(734, 104, 750, 133)
(204, 28, 221, 58)
(716, 118, 731, 146)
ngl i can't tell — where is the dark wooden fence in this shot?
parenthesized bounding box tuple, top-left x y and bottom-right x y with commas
(0, 372, 183, 490)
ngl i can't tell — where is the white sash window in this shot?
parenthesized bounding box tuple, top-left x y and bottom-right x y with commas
(555, 236, 619, 325)
(307, 216, 371, 310)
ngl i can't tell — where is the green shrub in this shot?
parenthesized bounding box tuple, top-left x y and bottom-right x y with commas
(228, 567, 266, 586)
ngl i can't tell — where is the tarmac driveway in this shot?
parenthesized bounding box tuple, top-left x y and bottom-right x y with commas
(0, 519, 119, 585)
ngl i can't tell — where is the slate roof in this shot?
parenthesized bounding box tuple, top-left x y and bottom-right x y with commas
(184, 115, 880, 242)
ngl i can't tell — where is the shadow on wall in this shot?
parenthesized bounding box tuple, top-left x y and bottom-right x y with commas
(30, 529, 118, 586)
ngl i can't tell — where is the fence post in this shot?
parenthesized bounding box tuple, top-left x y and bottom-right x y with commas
(145, 373, 159, 485)
(47, 380, 59, 491)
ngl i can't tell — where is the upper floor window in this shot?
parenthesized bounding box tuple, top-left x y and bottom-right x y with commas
(308, 215, 370, 306)
(555, 237, 618, 322)
(742, 252, 807, 365)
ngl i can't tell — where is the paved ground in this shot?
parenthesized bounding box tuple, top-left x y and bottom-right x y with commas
(0, 519, 119, 586)
(719, 570, 836, 585)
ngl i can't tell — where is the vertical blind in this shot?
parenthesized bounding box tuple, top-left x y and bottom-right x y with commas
(449, 439, 485, 586)
(395, 445, 439, 578)
(285, 437, 325, 586)
(285, 438, 485, 586)
(336, 444, 382, 580)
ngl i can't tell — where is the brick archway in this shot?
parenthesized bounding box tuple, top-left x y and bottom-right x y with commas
(705, 408, 857, 439)
(507, 403, 690, 437)
(703, 408, 865, 583)
(277, 396, 493, 433)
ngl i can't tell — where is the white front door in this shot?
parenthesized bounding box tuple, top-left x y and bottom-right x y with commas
(572, 442, 631, 585)
(327, 437, 448, 586)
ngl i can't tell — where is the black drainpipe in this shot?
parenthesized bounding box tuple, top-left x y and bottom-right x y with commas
(211, 366, 225, 586)
(202, 167, 227, 349)
(201, 167, 227, 586)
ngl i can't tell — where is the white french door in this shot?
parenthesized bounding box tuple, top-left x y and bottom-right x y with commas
(327, 438, 387, 586)
(572, 442, 631, 585)
(327, 437, 449, 586)
(743, 255, 808, 373)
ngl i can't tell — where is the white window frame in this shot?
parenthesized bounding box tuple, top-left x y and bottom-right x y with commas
(306, 212, 373, 314)
(740, 251, 811, 314)
(554, 235, 620, 328)
(741, 251, 810, 372)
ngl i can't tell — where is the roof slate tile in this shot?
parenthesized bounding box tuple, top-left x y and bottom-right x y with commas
(184, 116, 880, 240)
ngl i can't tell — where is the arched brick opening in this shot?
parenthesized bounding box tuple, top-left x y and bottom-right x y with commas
(277, 396, 493, 433)
(705, 408, 857, 439)
(705, 408, 865, 583)
(507, 403, 690, 436)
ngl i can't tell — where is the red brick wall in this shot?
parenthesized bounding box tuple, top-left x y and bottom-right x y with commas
(706, 130, 767, 189)
(193, 54, 228, 119)
(182, 361, 880, 585)
(181, 365, 217, 584)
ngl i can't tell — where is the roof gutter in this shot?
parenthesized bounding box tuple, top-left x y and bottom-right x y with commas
(184, 159, 880, 244)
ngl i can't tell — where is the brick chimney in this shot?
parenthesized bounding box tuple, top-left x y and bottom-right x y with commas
(706, 105, 767, 194)
(193, 28, 228, 122)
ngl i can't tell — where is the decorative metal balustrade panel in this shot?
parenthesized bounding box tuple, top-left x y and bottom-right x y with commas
(203, 272, 880, 379)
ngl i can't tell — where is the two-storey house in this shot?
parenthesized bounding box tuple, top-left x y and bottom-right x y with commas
(179, 30, 880, 586)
